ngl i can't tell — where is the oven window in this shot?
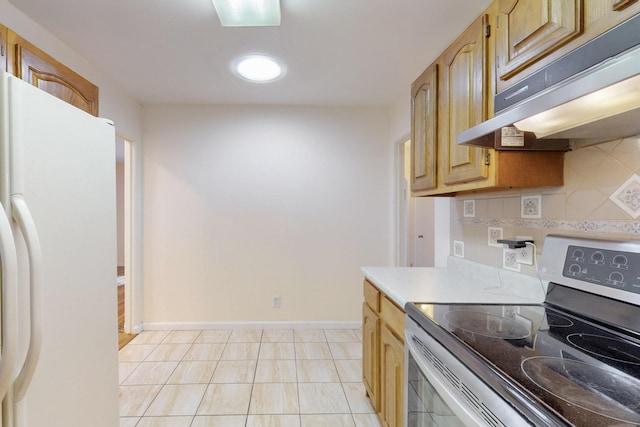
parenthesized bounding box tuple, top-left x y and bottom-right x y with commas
(407, 351, 467, 427)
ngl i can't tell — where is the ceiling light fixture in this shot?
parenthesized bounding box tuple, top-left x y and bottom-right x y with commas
(212, 0, 281, 27)
(233, 55, 284, 82)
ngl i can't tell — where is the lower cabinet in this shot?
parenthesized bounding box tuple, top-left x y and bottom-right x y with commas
(380, 324, 404, 427)
(362, 302, 380, 410)
(362, 280, 405, 427)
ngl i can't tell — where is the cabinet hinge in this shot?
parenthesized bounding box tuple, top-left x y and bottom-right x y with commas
(484, 151, 490, 165)
(485, 23, 491, 38)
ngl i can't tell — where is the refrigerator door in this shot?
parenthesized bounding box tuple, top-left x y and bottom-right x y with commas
(4, 72, 118, 427)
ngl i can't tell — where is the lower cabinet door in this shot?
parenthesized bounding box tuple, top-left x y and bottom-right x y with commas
(362, 303, 380, 411)
(380, 324, 404, 427)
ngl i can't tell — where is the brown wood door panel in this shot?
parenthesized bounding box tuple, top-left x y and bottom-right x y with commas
(7, 30, 99, 116)
(441, 15, 489, 185)
(411, 63, 438, 191)
(497, 0, 583, 81)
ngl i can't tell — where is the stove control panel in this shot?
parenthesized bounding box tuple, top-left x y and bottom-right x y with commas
(563, 245, 640, 293)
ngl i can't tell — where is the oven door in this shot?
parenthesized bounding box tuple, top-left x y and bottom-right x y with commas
(404, 316, 532, 427)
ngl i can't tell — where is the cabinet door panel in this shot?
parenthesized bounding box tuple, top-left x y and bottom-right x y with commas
(0, 24, 6, 72)
(441, 15, 489, 186)
(362, 303, 380, 411)
(380, 325, 404, 427)
(497, 0, 583, 80)
(411, 64, 438, 191)
(8, 31, 99, 116)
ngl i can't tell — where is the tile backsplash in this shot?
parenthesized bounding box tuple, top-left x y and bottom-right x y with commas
(452, 136, 640, 277)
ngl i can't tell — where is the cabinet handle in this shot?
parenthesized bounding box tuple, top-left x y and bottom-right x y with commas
(613, 0, 637, 11)
(418, 235, 424, 239)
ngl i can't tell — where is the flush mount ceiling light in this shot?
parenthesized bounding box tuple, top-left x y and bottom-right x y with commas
(233, 55, 284, 82)
(212, 0, 281, 27)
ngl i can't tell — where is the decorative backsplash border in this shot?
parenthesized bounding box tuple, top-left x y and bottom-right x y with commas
(455, 217, 640, 236)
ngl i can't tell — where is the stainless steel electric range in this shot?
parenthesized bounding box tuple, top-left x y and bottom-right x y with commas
(405, 235, 640, 427)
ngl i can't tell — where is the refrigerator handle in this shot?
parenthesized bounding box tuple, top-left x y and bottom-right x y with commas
(0, 199, 18, 401)
(10, 195, 42, 401)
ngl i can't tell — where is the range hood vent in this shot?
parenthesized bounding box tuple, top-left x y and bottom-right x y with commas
(459, 13, 640, 149)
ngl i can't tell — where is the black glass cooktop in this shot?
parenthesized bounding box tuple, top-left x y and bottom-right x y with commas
(408, 302, 640, 426)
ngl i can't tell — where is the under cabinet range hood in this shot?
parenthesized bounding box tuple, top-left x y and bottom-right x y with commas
(458, 13, 640, 150)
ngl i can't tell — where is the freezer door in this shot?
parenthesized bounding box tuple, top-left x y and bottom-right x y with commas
(5, 72, 118, 427)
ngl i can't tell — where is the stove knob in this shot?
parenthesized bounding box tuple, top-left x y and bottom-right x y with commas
(609, 271, 624, 286)
(569, 264, 582, 276)
(612, 254, 628, 268)
(591, 251, 605, 264)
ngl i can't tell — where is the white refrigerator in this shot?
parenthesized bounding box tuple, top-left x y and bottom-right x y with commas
(0, 72, 119, 426)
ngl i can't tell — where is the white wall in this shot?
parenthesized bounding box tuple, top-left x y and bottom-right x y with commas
(142, 104, 392, 325)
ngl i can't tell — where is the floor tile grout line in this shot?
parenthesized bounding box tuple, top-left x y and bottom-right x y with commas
(119, 328, 370, 426)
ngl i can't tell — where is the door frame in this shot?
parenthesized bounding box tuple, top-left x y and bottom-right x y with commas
(118, 135, 141, 334)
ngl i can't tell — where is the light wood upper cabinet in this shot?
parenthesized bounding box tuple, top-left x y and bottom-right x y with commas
(7, 30, 99, 116)
(496, 0, 583, 82)
(496, 0, 640, 92)
(410, 63, 438, 191)
(440, 14, 490, 186)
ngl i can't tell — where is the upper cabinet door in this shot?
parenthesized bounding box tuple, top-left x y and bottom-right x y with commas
(0, 24, 7, 72)
(496, 0, 583, 82)
(441, 14, 489, 186)
(7, 31, 99, 116)
(410, 64, 438, 191)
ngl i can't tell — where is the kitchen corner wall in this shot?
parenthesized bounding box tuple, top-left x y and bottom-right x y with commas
(142, 104, 392, 325)
(452, 137, 640, 277)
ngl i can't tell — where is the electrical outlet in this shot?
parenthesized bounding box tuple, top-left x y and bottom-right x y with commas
(515, 235, 534, 265)
(272, 296, 281, 308)
(515, 246, 534, 265)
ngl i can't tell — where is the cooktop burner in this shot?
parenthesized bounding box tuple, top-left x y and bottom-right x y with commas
(521, 357, 640, 425)
(443, 310, 531, 339)
(566, 333, 640, 365)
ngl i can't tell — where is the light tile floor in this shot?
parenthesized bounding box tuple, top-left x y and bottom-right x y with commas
(119, 328, 382, 427)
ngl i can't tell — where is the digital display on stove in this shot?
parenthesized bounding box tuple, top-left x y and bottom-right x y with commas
(562, 245, 640, 294)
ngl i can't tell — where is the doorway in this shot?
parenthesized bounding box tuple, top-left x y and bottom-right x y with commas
(396, 139, 450, 268)
(115, 137, 137, 348)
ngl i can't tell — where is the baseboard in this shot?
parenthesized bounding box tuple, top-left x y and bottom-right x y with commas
(141, 320, 362, 331)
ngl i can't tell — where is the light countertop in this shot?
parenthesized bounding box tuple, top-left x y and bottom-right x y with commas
(361, 257, 547, 309)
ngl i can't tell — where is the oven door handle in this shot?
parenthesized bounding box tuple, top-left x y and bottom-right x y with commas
(405, 329, 491, 427)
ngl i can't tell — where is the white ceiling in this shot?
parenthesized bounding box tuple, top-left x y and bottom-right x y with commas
(9, 0, 493, 107)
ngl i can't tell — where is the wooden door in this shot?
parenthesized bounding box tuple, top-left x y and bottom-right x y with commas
(441, 14, 489, 186)
(380, 325, 404, 427)
(362, 303, 380, 411)
(410, 63, 438, 191)
(496, 0, 583, 81)
(7, 30, 99, 116)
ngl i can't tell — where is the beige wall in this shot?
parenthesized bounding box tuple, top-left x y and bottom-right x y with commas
(452, 137, 640, 276)
(142, 104, 393, 325)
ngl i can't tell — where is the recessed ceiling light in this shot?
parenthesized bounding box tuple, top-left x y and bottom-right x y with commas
(233, 55, 284, 82)
(212, 0, 281, 27)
